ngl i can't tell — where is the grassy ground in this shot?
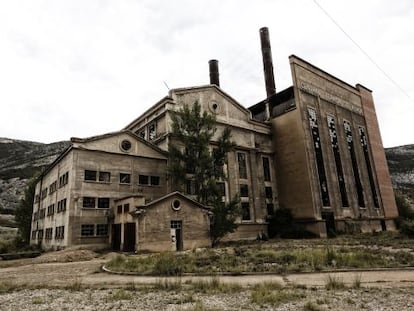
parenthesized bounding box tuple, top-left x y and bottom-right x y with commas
(106, 232, 414, 275)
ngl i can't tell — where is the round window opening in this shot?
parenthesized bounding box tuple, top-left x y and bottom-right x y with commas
(212, 103, 218, 110)
(172, 199, 181, 211)
(121, 139, 132, 151)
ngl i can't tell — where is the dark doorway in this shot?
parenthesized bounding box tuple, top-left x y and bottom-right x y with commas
(380, 219, 387, 231)
(112, 224, 121, 251)
(171, 221, 183, 251)
(124, 223, 136, 252)
(322, 212, 336, 237)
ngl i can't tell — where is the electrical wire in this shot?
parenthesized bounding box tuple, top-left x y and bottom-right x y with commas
(312, 0, 412, 101)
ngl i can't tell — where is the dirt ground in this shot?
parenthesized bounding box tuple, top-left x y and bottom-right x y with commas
(1, 249, 414, 310)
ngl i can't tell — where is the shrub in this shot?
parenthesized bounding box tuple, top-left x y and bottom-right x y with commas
(153, 252, 183, 276)
(325, 274, 346, 290)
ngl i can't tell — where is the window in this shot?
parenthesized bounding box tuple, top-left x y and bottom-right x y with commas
(37, 229, 44, 240)
(47, 204, 55, 216)
(45, 228, 53, 240)
(120, 139, 132, 152)
(35, 194, 40, 203)
(96, 224, 108, 236)
(85, 170, 97, 181)
(120, 173, 131, 184)
(149, 123, 156, 140)
(123, 203, 130, 213)
(55, 226, 64, 239)
(117, 205, 122, 214)
(171, 220, 182, 229)
(216, 182, 226, 197)
(49, 181, 57, 194)
(265, 187, 273, 199)
(185, 179, 197, 195)
(98, 198, 110, 209)
(138, 130, 146, 140)
(266, 203, 274, 215)
(240, 184, 249, 197)
(99, 171, 111, 183)
(57, 199, 67, 212)
(241, 202, 251, 221)
(150, 176, 160, 186)
(39, 208, 46, 219)
(81, 224, 95, 236)
(59, 172, 69, 187)
(41, 188, 48, 200)
(83, 197, 96, 208)
(262, 157, 271, 182)
(139, 175, 160, 186)
(139, 175, 149, 185)
(237, 152, 247, 179)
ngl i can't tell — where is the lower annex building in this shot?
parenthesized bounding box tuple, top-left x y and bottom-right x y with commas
(30, 28, 398, 252)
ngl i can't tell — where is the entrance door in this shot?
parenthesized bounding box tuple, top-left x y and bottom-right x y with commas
(112, 224, 121, 251)
(322, 212, 336, 237)
(124, 223, 136, 252)
(171, 221, 183, 251)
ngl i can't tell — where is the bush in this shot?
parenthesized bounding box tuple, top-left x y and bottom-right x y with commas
(268, 208, 317, 238)
(153, 252, 183, 276)
(400, 220, 414, 237)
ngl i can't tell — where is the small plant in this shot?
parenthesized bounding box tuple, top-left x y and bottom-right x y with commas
(189, 277, 241, 294)
(154, 278, 182, 291)
(351, 273, 362, 289)
(251, 286, 303, 306)
(32, 297, 46, 305)
(107, 289, 133, 301)
(154, 252, 183, 276)
(64, 279, 83, 291)
(325, 274, 346, 290)
(303, 301, 323, 311)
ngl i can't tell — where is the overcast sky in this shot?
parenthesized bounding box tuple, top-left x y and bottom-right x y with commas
(0, 0, 413, 147)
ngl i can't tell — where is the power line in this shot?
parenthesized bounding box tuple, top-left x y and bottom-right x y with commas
(312, 0, 413, 102)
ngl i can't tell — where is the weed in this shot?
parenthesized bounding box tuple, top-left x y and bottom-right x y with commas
(64, 279, 83, 291)
(325, 274, 346, 290)
(32, 297, 46, 305)
(154, 278, 183, 291)
(251, 286, 303, 306)
(0, 281, 21, 293)
(189, 277, 241, 293)
(303, 301, 323, 311)
(107, 289, 133, 301)
(351, 273, 362, 289)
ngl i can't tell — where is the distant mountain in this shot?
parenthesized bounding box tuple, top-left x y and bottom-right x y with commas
(385, 144, 414, 200)
(0, 137, 412, 213)
(0, 138, 70, 212)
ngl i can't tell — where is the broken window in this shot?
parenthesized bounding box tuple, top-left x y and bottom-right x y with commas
(138, 130, 146, 140)
(117, 205, 122, 214)
(81, 224, 95, 237)
(266, 203, 274, 215)
(45, 228, 53, 240)
(150, 176, 160, 186)
(359, 126, 379, 208)
(240, 184, 249, 197)
(262, 157, 271, 181)
(308, 107, 330, 206)
(85, 170, 97, 181)
(149, 123, 156, 140)
(57, 198, 67, 212)
(123, 203, 130, 213)
(98, 198, 110, 209)
(237, 152, 248, 179)
(241, 202, 251, 221)
(327, 115, 349, 207)
(344, 120, 365, 207)
(96, 224, 108, 236)
(139, 175, 149, 185)
(98, 171, 111, 183)
(265, 186, 273, 199)
(119, 173, 131, 184)
(47, 204, 55, 216)
(83, 197, 96, 208)
(55, 226, 64, 239)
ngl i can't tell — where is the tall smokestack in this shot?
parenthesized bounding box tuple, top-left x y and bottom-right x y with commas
(259, 27, 276, 98)
(209, 59, 220, 87)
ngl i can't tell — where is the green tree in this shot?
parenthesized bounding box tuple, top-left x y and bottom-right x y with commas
(169, 101, 240, 245)
(15, 176, 37, 245)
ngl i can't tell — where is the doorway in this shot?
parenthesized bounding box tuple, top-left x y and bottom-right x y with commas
(171, 220, 183, 251)
(112, 224, 121, 251)
(322, 212, 336, 237)
(124, 222, 136, 252)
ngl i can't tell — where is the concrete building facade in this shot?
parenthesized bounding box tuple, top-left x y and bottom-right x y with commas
(30, 28, 398, 250)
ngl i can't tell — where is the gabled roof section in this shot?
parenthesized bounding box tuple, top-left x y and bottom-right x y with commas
(139, 191, 210, 211)
(123, 96, 173, 131)
(71, 129, 168, 158)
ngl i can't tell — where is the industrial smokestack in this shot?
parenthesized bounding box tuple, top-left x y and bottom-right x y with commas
(209, 59, 220, 87)
(259, 27, 276, 98)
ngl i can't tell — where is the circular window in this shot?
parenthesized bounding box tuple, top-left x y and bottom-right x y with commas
(171, 199, 181, 211)
(209, 101, 221, 114)
(120, 139, 132, 152)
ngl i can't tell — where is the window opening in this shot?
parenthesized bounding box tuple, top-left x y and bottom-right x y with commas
(344, 120, 365, 207)
(85, 170, 97, 181)
(239, 184, 249, 197)
(327, 116, 349, 207)
(241, 202, 251, 220)
(81, 224, 95, 236)
(262, 157, 271, 181)
(98, 198, 110, 209)
(307, 107, 330, 206)
(98, 171, 111, 183)
(237, 152, 247, 179)
(120, 173, 131, 184)
(359, 126, 379, 208)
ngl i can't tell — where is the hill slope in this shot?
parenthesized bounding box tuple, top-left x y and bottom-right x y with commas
(0, 138, 70, 212)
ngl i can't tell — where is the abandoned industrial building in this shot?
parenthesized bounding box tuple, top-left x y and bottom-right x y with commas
(30, 27, 398, 252)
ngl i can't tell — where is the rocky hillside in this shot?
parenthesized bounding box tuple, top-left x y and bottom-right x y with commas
(0, 137, 412, 213)
(0, 138, 70, 212)
(385, 144, 414, 199)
